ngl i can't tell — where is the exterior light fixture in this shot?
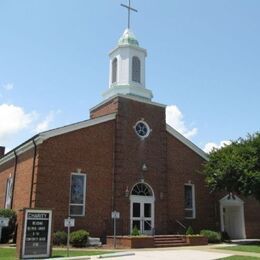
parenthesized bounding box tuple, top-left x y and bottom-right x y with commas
(125, 186, 129, 198)
(142, 163, 148, 172)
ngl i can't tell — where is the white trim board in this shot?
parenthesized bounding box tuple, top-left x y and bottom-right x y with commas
(0, 113, 116, 166)
(166, 124, 208, 161)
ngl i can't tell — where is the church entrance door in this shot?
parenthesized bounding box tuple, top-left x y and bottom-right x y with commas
(130, 183, 154, 235)
(220, 194, 246, 239)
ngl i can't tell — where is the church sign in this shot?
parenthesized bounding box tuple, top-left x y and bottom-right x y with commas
(22, 209, 52, 259)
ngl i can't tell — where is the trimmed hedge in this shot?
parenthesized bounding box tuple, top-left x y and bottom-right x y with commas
(70, 230, 89, 247)
(200, 229, 221, 243)
(53, 231, 67, 246)
(0, 209, 16, 243)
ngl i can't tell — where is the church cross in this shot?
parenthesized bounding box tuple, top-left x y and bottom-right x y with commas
(121, 0, 138, 29)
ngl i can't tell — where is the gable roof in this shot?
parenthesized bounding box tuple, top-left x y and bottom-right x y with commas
(166, 124, 208, 161)
(0, 113, 207, 166)
(0, 113, 116, 166)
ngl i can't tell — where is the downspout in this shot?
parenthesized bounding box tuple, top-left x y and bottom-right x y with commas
(29, 140, 37, 208)
(111, 118, 117, 212)
(10, 150, 18, 209)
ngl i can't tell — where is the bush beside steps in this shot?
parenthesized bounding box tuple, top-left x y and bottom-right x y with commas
(200, 229, 221, 243)
(53, 230, 101, 247)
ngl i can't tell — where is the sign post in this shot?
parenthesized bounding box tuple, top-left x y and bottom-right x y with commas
(64, 217, 75, 257)
(111, 211, 120, 249)
(22, 209, 52, 259)
(0, 217, 9, 243)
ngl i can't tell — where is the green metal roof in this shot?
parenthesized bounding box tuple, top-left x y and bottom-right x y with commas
(118, 28, 139, 46)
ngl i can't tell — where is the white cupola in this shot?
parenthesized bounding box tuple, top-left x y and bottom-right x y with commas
(103, 29, 153, 101)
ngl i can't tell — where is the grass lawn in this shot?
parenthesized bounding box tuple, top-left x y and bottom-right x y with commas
(0, 247, 114, 260)
(220, 245, 260, 254)
(221, 256, 260, 260)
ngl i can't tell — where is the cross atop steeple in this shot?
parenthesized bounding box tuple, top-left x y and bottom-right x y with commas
(121, 0, 138, 29)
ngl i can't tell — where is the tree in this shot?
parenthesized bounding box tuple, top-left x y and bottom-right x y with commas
(203, 132, 260, 201)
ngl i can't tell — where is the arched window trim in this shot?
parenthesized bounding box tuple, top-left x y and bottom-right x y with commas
(131, 183, 154, 197)
(132, 56, 141, 83)
(112, 58, 118, 84)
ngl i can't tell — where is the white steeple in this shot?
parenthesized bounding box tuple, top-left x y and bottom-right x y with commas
(102, 29, 153, 101)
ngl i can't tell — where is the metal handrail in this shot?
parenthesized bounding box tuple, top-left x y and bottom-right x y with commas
(175, 219, 186, 230)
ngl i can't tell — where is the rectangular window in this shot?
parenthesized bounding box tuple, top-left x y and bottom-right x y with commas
(69, 173, 86, 217)
(5, 177, 13, 209)
(184, 184, 196, 219)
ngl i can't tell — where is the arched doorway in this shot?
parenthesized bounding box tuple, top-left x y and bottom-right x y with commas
(220, 194, 246, 239)
(130, 183, 155, 235)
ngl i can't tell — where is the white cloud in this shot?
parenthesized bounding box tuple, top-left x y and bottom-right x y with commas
(166, 105, 198, 139)
(203, 140, 232, 154)
(2, 83, 14, 91)
(34, 110, 60, 133)
(0, 104, 35, 143)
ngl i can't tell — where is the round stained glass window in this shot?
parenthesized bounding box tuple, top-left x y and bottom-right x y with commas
(134, 121, 150, 138)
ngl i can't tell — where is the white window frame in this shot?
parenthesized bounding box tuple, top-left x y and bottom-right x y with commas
(69, 172, 87, 217)
(4, 176, 13, 209)
(184, 183, 196, 219)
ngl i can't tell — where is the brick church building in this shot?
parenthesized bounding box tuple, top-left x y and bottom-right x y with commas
(0, 27, 260, 240)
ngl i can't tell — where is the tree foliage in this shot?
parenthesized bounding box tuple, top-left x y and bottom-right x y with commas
(203, 132, 260, 201)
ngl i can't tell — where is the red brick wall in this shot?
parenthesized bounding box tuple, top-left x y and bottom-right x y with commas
(0, 159, 15, 208)
(13, 150, 38, 210)
(0, 149, 37, 211)
(166, 133, 217, 234)
(90, 98, 119, 119)
(110, 97, 168, 235)
(34, 120, 115, 237)
(244, 198, 260, 238)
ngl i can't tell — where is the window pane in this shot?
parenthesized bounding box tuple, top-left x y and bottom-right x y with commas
(70, 205, 84, 216)
(132, 57, 141, 83)
(133, 203, 140, 218)
(144, 220, 152, 231)
(112, 58, 117, 83)
(184, 185, 193, 209)
(71, 175, 84, 204)
(132, 220, 140, 231)
(184, 209, 193, 218)
(5, 177, 13, 209)
(144, 203, 151, 218)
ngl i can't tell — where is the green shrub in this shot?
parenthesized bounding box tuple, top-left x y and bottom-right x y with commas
(53, 231, 67, 246)
(0, 209, 17, 243)
(70, 230, 89, 247)
(186, 226, 194, 235)
(131, 226, 140, 236)
(200, 229, 221, 243)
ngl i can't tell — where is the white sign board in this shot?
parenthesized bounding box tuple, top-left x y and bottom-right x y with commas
(0, 217, 9, 227)
(111, 211, 120, 219)
(64, 218, 75, 227)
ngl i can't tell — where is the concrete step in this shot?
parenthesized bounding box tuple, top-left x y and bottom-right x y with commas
(154, 237, 186, 241)
(154, 242, 188, 247)
(153, 235, 188, 248)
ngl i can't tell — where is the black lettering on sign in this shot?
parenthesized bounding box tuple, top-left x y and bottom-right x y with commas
(23, 211, 51, 257)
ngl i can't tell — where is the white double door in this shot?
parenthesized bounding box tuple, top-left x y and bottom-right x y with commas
(130, 195, 154, 235)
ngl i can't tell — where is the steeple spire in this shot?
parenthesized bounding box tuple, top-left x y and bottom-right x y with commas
(120, 0, 138, 29)
(102, 2, 153, 101)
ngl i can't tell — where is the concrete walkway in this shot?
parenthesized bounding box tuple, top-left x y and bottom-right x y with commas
(93, 249, 232, 260)
(2, 243, 260, 260)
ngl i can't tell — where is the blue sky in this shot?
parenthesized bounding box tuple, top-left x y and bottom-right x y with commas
(0, 0, 259, 153)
